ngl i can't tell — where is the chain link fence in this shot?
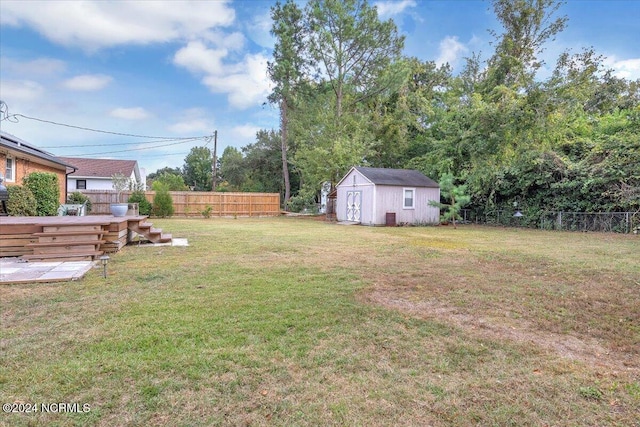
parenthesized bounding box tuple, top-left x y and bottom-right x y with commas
(459, 209, 639, 234)
(539, 211, 638, 234)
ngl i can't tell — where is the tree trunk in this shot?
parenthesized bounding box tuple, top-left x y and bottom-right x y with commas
(280, 99, 291, 209)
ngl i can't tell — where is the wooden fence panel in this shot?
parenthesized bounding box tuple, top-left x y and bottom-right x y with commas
(78, 190, 280, 217)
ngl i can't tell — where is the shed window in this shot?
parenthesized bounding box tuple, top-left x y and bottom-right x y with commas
(403, 188, 415, 209)
(5, 157, 14, 182)
(76, 179, 87, 190)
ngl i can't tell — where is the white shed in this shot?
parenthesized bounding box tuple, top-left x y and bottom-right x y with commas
(336, 167, 440, 226)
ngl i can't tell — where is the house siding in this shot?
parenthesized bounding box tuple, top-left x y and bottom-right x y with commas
(69, 177, 119, 191)
(0, 152, 66, 204)
(374, 185, 440, 225)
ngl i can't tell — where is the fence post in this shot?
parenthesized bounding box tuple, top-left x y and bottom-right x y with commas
(626, 211, 630, 234)
(556, 212, 562, 230)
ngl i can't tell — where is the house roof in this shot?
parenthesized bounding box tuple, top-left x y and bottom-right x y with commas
(0, 131, 73, 169)
(59, 157, 139, 180)
(352, 167, 439, 188)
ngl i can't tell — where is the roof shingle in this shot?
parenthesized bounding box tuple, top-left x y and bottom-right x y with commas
(354, 167, 439, 188)
(59, 157, 138, 178)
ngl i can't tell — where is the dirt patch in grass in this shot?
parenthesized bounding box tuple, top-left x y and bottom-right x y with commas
(357, 227, 640, 377)
(362, 286, 635, 374)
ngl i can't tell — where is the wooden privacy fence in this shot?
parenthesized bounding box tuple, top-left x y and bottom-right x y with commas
(78, 190, 281, 217)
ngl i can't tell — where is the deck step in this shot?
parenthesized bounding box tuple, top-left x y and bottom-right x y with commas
(33, 230, 105, 237)
(22, 223, 107, 262)
(127, 219, 172, 245)
(22, 250, 103, 262)
(27, 240, 105, 248)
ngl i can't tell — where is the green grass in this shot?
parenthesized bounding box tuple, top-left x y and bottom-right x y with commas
(1, 217, 638, 426)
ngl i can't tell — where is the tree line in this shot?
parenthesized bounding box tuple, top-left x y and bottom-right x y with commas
(150, 0, 639, 222)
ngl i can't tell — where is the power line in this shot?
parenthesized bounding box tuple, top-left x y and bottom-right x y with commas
(61, 138, 201, 156)
(2, 109, 209, 140)
(45, 137, 202, 148)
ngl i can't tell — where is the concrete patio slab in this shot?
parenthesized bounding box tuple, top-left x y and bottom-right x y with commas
(0, 258, 94, 285)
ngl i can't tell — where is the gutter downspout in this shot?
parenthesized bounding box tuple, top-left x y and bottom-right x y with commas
(65, 166, 77, 202)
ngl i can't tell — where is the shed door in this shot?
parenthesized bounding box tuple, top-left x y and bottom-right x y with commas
(346, 191, 361, 222)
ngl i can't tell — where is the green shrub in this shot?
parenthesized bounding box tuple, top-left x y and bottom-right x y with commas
(202, 205, 213, 218)
(128, 190, 152, 215)
(152, 184, 174, 218)
(67, 191, 92, 213)
(6, 185, 37, 216)
(23, 172, 59, 216)
(286, 194, 316, 213)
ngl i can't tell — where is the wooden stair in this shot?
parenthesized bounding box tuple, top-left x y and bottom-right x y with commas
(23, 223, 107, 262)
(127, 218, 172, 244)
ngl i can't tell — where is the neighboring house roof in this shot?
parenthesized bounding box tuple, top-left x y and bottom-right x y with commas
(341, 167, 440, 188)
(59, 157, 140, 181)
(0, 131, 73, 169)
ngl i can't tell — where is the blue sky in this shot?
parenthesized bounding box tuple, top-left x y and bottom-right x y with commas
(1, 0, 639, 175)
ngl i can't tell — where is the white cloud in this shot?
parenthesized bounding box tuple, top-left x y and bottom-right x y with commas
(63, 74, 112, 91)
(173, 40, 227, 76)
(606, 57, 640, 80)
(168, 119, 211, 134)
(0, 80, 44, 102)
(231, 124, 260, 141)
(0, 0, 235, 51)
(436, 36, 468, 68)
(174, 41, 270, 110)
(374, 0, 417, 18)
(246, 11, 274, 49)
(204, 53, 270, 110)
(1, 57, 66, 77)
(110, 107, 151, 120)
(168, 108, 214, 134)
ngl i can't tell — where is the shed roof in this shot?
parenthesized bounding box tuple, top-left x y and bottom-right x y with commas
(0, 131, 72, 169)
(59, 157, 139, 179)
(353, 167, 439, 188)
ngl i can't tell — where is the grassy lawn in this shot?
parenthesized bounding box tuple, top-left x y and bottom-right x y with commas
(1, 217, 638, 426)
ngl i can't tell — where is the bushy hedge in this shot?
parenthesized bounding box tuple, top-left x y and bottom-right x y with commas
(6, 185, 37, 216)
(67, 191, 92, 213)
(128, 190, 152, 215)
(23, 172, 59, 216)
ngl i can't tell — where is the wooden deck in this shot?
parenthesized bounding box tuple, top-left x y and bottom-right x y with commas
(0, 215, 172, 261)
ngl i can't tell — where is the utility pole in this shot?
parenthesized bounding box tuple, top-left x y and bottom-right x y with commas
(211, 130, 218, 191)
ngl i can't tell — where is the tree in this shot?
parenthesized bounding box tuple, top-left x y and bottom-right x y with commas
(151, 182, 174, 218)
(219, 146, 246, 190)
(268, 0, 307, 208)
(183, 146, 213, 191)
(153, 172, 189, 191)
(306, 0, 405, 118)
(429, 173, 471, 228)
(147, 167, 183, 189)
(283, 0, 405, 197)
(243, 129, 291, 194)
(485, 0, 567, 90)
(111, 173, 131, 203)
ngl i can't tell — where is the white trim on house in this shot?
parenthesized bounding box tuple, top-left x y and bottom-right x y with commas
(5, 156, 15, 182)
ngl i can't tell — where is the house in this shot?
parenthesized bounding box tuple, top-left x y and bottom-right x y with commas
(335, 166, 440, 226)
(58, 157, 146, 191)
(0, 131, 73, 204)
